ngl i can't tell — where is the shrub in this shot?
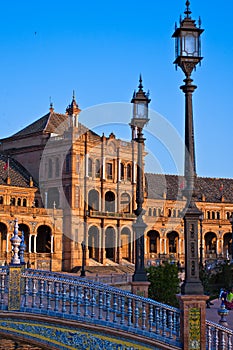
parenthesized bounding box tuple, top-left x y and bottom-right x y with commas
(147, 262, 180, 307)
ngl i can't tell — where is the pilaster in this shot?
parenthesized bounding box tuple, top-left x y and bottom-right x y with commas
(177, 294, 209, 350)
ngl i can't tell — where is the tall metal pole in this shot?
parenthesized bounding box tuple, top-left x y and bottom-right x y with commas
(130, 76, 150, 284)
(172, 1, 204, 296)
(180, 74, 204, 296)
(80, 241, 86, 277)
(132, 127, 147, 282)
(199, 215, 203, 267)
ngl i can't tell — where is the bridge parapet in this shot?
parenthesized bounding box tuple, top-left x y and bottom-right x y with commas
(0, 266, 182, 349)
(1, 267, 233, 349)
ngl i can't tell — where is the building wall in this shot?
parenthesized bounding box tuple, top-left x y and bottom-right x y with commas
(1, 114, 233, 272)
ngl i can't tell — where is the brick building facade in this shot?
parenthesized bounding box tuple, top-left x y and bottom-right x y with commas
(0, 89, 233, 272)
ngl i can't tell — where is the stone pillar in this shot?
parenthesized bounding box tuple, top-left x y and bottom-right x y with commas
(131, 281, 150, 298)
(28, 234, 32, 253)
(177, 294, 209, 350)
(8, 265, 22, 310)
(8, 219, 22, 311)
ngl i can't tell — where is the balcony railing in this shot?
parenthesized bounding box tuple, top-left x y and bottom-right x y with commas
(88, 210, 135, 219)
(0, 204, 63, 217)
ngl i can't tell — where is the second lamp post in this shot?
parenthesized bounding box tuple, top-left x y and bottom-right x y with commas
(131, 75, 150, 282)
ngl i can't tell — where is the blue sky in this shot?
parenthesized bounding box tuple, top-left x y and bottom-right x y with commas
(0, 1, 233, 178)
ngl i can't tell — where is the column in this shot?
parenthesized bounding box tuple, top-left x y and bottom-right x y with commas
(6, 233, 9, 252)
(102, 157, 106, 180)
(85, 153, 89, 177)
(44, 191, 48, 209)
(29, 234, 32, 253)
(133, 161, 136, 183)
(164, 238, 167, 255)
(34, 235, 37, 253)
(178, 237, 181, 256)
(118, 158, 121, 182)
(51, 235, 54, 253)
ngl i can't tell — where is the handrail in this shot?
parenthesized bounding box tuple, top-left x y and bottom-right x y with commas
(206, 320, 233, 350)
(0, 267, 181, 348)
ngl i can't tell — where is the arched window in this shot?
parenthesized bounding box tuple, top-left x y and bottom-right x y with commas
(37, 225, 51, 253)
(223, 232, 232, 257)
(0, 196, 3, 205)
(48, 159, 53, 178)
(17, 198, 21, 206)
(88, 226, 99, 261)
(212, 212, 215, 220)
(148, 208, 152, 216)
(105, 227, 115, 260)
(107, 163, 113, 180)
(88, 158, 93, 177)
(205, 232, 217, 255)
(153, 208, 157, 216)
(47, 187, 59, 208)
(126, 164, 131, 181)
(65, 153, 71, 173)
(216, 211, 220, 220)
(121, 227, 131, 261)
(105, 191, 115, 212)
(147, 230, 160, 254)
(168, 209, 172, 217)
(207, 211, 211, 220)
(11, 198, 16, 206)
(167, 231, 179, 254)
(55, 158, 60, 177)
(95, 159, 100, 178)
(120, 193, 130, 213)
(88, 189, 99, 211)
(23, 198, 27, 207)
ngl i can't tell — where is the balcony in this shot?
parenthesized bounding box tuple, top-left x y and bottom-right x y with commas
(88, 210, 135, 220)
(0, 204, 63, 218)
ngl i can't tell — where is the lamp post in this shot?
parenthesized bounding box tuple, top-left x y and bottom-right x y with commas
(229, 216, 233, 263)
(173, 0, 204, 295)
(131, 75, 150, 282)
(199, 214, 204, 267)
(80, 241, 86, 277)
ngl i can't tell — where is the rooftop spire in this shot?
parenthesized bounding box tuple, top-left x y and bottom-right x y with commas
(66, 91, 81, 116)
(49, 97, 54, 113)
(184, 0, 192, 18)
(138, 74, 143, 91)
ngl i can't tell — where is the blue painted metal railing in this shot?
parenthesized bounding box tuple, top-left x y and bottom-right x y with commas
(206, 320, 233, 350)
(0, 267, 181, 348)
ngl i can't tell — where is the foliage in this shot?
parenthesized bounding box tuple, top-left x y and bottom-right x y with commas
(146, 262, 180, 307)
(200, 262, 233, 298)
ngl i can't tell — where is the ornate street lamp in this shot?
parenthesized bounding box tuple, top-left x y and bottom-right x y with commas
(80, 241, 86, 277)
(131, 75, 150, 282)
(173, 1, 204, 295)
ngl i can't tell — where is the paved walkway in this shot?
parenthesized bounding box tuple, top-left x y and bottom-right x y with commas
(206, 299, 233, 330)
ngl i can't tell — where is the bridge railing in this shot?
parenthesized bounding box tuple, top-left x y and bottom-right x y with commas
(206, 320, 233, 350)
(85, 272, 132, 285)
(0, 267, 182, 348)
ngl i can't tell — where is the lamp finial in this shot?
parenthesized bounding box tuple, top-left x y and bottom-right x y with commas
(138, 74, 143, 91)
(184, 0, 191, 18)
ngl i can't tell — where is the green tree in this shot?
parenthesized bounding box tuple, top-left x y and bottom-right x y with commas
(200, 262, 233, 298)
(147, 262, 180, 307)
